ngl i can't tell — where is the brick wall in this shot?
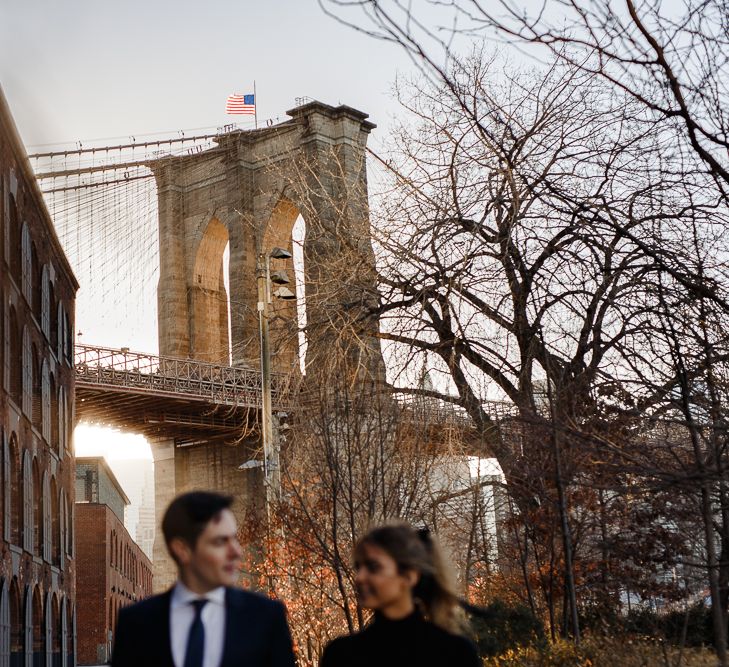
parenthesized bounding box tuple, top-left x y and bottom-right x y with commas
(0, 83, 78, 666)
(75, 503, 153, 665)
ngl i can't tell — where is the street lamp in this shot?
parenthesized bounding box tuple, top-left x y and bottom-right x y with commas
(257, 246, 294, 503)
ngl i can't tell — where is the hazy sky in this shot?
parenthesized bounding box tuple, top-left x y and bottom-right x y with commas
(0, 0, 434, 347)
(1, 0, 417, 150)
(1, 0, 503, 465)
(0, 0, 432, 462)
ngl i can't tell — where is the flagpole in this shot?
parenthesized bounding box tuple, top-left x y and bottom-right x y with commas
(254, 80, 258, 129)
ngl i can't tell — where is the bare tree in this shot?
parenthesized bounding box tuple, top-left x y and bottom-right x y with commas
(240, 142, 502, 664)
(322, 0, 729, 194)
(318, 0, 729, 650)
(240, 340, 497, 664)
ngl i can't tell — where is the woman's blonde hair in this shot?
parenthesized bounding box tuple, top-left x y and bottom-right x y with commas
(354, 522, 469, 636)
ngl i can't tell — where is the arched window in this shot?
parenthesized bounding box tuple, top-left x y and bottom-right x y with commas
(22, 450, 32, 553)
(20, 223, 32, 304)
(8, 192, 20, 280)
(64, 310, 72, 365)
(49, 372, 58, 453)
(48, 282, 57, 352)
(21, 328, 32, 419)
(68, 602, 75, 667)
(0, 578, 10, 666)
(31, 242, 41, 321)
(69, 505, 75, 558)
(44, 592, 52, 667)
(0, 174, 4, 263)
(56, 303, 65, 363)
(31, 587, 42, 667)
(23, 586, 32, 664)
(61, 492, 71, 558)
(7, 307, 20, 404)
(41, 472, 50, 562)
(9, 580, 21, 667)
(41, 361, 51, 443)
(31, 344, 41, 430)
(58, 490, 68, 569)
(60, 598, 68, 667)
(8, 435, 19, 546)
(41, 265, 50, 339)
(64, 387, 70, 456)
(0, 292, 3, 402)
(32, 459, 41, 556)
(51, 477, 60, 566)
(0, 431, 4, 543)
(2, 304, 5, 396)
(57, 387, 66, 456)
(51, 594, 60, 666)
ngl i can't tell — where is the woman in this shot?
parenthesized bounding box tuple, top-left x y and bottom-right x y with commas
(320, 523, 480, 667)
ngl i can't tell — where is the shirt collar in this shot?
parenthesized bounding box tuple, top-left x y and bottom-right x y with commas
(171, 580, 226, 608)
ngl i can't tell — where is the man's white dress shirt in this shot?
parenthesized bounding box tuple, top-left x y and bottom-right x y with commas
(170, 581, 226, 667)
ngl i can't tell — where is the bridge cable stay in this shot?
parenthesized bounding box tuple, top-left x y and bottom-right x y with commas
(31, 127, 242, 354)
(31, 114, 314, 367)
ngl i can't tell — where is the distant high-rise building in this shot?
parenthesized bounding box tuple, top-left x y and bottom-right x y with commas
(135, 462, 155, 559)
(106, 457, 155, 558)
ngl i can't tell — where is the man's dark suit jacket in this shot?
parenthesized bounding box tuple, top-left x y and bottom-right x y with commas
(111, 586, 296, 667)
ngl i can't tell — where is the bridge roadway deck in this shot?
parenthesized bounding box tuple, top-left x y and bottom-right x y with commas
(74, 344, 514, 453)
(74, 344, 295, 444)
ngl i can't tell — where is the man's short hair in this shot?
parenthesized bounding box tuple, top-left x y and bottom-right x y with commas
(162, 491, 234, 557)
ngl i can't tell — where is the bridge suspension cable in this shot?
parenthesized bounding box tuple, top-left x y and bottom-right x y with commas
(30, 126, 242, 352)
(28, 130, 225, 160)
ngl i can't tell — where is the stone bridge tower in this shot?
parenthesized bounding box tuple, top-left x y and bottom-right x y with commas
(152, 101, 382, 375)
(147, 102, 385, 590)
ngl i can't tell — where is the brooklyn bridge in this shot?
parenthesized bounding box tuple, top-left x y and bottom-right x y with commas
(27, 100, 511, 592)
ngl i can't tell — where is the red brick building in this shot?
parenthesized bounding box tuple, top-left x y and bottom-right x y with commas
(75, 457, 153, 665)
(0, 85, 79, 665)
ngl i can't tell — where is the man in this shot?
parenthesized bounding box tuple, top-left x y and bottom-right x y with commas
(112, 491, 296, 667)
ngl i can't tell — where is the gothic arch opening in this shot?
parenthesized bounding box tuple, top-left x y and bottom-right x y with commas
(291, 214, 307, 373)
(190, 217, 230, 364)
(260, 197, 303, 375)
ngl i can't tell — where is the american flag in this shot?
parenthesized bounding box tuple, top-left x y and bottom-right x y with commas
(226, 93, 255, 115)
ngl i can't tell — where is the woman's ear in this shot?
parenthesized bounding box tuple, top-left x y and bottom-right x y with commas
(405, 568, 420, 589)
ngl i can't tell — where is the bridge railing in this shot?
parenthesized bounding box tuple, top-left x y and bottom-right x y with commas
(395, 393, 518, 424)
(74, 344, 294, 408)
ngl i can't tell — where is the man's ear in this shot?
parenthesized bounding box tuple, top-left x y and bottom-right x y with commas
(169, 537, 192, 565)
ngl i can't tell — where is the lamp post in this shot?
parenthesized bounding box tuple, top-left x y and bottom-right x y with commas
(256, 246, 295, 504)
